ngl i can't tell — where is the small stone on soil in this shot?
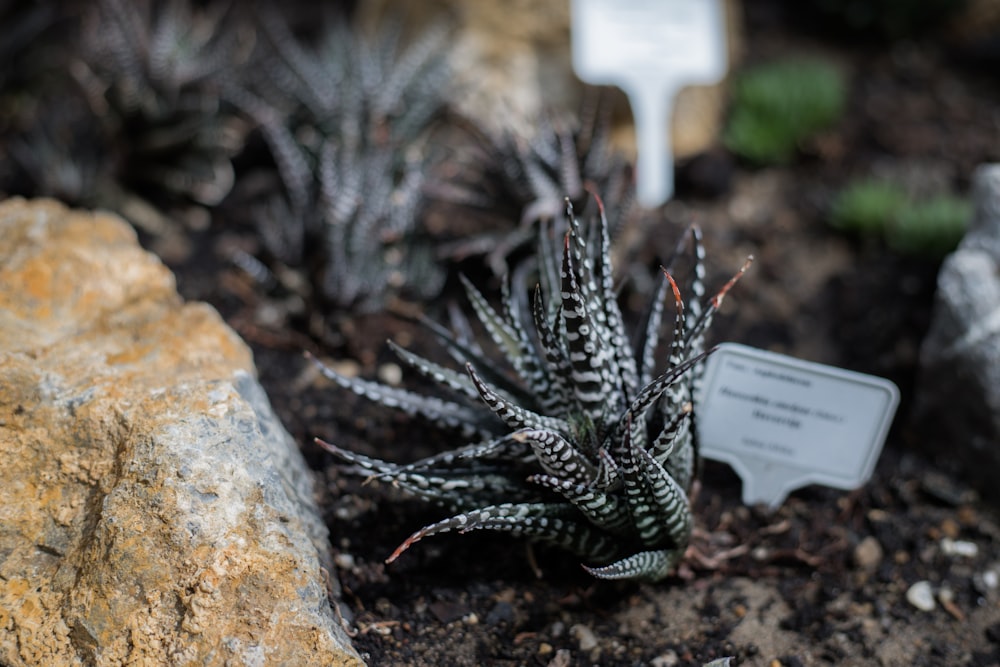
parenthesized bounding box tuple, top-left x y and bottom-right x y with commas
(940, 537, 978, 558)
(333, 553, 356, 570)
(907, 581, 937, 612)
(486, 601, 514, 625)
(651, 650, 679, 667)
(853, 536, 884, 571)
(570, 623, 599, 651)
(546, 648, 571, 667)
(428, 600, 471, 624)
(377, 363, 403, 386)
(974, 568, 999, 595)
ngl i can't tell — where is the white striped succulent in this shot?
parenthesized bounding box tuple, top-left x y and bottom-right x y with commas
(315, 197, 749, 581)
(233, 10, 450, 311)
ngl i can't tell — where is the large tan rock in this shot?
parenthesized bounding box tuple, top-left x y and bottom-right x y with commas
(0, 198, 362, 666)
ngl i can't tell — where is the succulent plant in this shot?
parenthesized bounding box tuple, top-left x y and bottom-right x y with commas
(828, 178, 970, 257)
(829, 179, 908, 237)
(5, 89, 106, 205)
(236, 10, 451, 311)
(0, 0, 60, 93)
(74, 0, 253, 210)
(432, 93, 635, 275)
(314, 197, 750, 581)
(887, 193, 971, 257)
(723, 58, 846, 165)
(0, 2, 90, 201)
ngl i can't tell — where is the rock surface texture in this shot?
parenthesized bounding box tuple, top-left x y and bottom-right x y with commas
(0, 198, 362, 666)
(917, 164, 1000, 502)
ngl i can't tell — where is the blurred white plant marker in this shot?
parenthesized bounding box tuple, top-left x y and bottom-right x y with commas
(571, 0, 728, 207)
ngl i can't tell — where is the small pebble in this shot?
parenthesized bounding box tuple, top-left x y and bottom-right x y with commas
(940, 517, 960, 539)
(570, 623, 598, 651)
(957, 505, 978, 526)
(485, 601, 514, 626)
(254, 301, 285, 328)
(546, 649, 572, 667)
(922, 472, 976, 506)
(973, 569, 999, 596)
(907, 581, 936, 612)
(853, 536, 884, 572)
(941, 537, 978, 558)
(650, 650, 679, 667)
(333, 553, 356, 570)
(867, 509, 890, 522)
(377, 362, 403, 386)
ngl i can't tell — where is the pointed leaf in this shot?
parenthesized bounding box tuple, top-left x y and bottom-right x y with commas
(466, 363, 572, 435)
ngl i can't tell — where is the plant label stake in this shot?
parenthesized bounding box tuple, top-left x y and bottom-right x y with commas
(571, 0, 727, 207)
(697, 344, 900, 509)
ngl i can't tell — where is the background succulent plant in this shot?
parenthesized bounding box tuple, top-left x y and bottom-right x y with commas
(234, 9, 451, 313)
(0, 0, 61, 94)
(828, 177, 971, 258)
(73, 0, 254, 216)
(0, 1, 95, 203)
(315, 197, 749, 581)
(430, 93, 635, 276)
(4, 89, 107, 206)
(828, 179, 908, 237)
(723, 57, 846, 165)
(887, 193, 971, 257)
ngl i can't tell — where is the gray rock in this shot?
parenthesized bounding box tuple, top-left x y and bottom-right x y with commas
(0, 198, 362, 666)
(915, 164, 1000, 503)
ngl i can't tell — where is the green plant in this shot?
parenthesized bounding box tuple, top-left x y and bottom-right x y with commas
(887, 194, 971, 257)
(724, 58, 846, 165)
(828, 179, 970, 257)
(313, 198, 751, 581)
(237, 10, 450, 311)
(829, 180, 908, 236)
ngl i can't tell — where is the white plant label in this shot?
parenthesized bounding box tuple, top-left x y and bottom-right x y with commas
(697, 343, 899, 509)
(571, 0, 727, 207)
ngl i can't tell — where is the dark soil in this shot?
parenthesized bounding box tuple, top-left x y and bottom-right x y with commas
(23, 3, 1000, 666)
(213, 51, 1000, 667)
